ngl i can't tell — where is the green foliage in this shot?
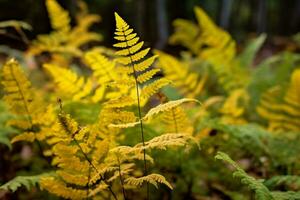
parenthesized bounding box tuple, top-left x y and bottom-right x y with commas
(0, 173, 54, 192)
(215, 152, 274, 200)
(0, 100, 16, 149)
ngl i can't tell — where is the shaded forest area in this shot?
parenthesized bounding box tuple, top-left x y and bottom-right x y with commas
(0, 0, 300, 50)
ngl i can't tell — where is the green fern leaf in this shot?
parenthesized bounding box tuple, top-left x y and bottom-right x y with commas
(0, 172, 54, 192)
(215, 151, 274, 200)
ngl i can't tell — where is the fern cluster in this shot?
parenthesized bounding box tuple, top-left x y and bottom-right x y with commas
(1, 4, 300, 200)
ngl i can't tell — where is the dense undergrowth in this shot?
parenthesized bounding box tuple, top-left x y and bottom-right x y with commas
(0, 0, 300, 199)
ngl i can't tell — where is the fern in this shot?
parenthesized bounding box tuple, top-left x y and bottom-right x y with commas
(135, 133, 198, 151)
(144, 98, 199, 120)
(257, 69, 300, 131)
(114, 12, 169, 102)
(0, 172, 54, 192)
(155, 50, 208, 98)
(28, 0, 100, 57)
(0, 59, 51, 143)
(44, 64, 93, 101)
(215, 151, 274, 200)
(125, 173, 173, 190)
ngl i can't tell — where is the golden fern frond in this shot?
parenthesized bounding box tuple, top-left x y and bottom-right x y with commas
(114, 12, 167, 101)
(40, 176, 87, 200)
(194, 6, 236, 63)
(46, 0, 70, 34)
(161, 107, 194, 134)
(169, 19, 200, 54)
(1, 59, 33, 118)
(1, 59, 40, 132)
(155, 51, 207, 98)
(137, 69, 161, 83)
(140, 78, 170, 100)
(134, 133, 197, 151)
(144, 98, 199, 120)
(84, 50, 118, 83)
(28, 0, 100, 57)
(108, 85, 197, 129)
(219, 89, 249, 124)
(44, 64, 93, 101)
(257, 69, 300, 131)
(104, 96, 136, 108)
(125, 173, 173, 189)
(11, 132, 35, 144)
(69, 7, 101, 47)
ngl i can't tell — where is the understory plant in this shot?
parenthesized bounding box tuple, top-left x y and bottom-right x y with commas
(0, 1, 300, 200)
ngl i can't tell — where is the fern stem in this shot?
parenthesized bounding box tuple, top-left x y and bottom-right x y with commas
(120, 28, 149, 199)
(117, 155, 127, 200)
(86, 166, 91, 199)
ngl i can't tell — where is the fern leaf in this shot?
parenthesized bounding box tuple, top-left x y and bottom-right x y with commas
(40, 176, 87, 200)
(135, 133, 198, 150)
(161, 107, 194, 134)
(0, 172, 54, 192)
(1, 59, 35, 129)
(143, 98, 199, 120)
(46, 0, 70, 34)
(11, 132, 35, 144)
(257, 69, 300, 131)
(215, 152, 274, 200)
(155, 51, 207, 98)
(140, 78, 171, 100)
(137, 69, 160, 84)
(84, 50, 118, 83)
(44, 64, 93, 101)
(125, 173, 173, 189)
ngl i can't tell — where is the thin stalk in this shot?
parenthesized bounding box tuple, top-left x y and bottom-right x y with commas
(86, 166, 91, 199)
(117, 155, 127, 200)
(120, 28, 149, 199)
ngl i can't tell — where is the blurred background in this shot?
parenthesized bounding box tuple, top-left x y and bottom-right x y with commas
(0, 0, 299, 51)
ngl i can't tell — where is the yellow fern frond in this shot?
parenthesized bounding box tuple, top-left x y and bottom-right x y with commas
(143, 98, 199, 120)
(114, 13, 166, 102)
(161, 107, 194, 134)
(104, 96, 136, 108)
(40, 177, 86, 200)
(137, 69, 160, 84)
(135, 133, 197, 151)
(257, 69, 300, 131)
(219, 89, 249, 124)
(11, 132, 35, 144)
(46, 0, 70, 34)
(140, 78, 171, 100)
(44, 64, 93, 101)
(1, 59, 38, 130)
(155, 51, 207, 98)
(125, 173, 173, 189)
(84, 50, 118, 83)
